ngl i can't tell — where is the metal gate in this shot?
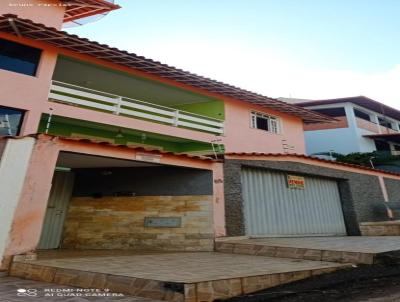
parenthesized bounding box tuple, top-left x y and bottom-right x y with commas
(241, 167, 347, 236)
(38, 171, 75, 249)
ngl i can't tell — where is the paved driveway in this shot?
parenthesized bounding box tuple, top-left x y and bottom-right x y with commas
(0, 276, 161, 302)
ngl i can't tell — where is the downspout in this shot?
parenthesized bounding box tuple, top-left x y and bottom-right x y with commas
(378, 175, 394, 220)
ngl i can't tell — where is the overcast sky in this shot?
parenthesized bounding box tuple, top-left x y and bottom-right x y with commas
(67, 0, 400, 109)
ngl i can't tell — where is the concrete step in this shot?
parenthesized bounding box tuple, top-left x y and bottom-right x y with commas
(0, 270, 8, 277)
(215, 236, 400, 265)
(8, 252, 349, 302)
(360, 221, 400, 236)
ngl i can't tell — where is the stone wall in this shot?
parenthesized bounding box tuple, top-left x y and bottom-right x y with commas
(224, 159, 398, 237)
(61, 195, 214, 251)
(384, 178, 400, 219)
(360, 221, 400, 236)
(384, 178, 400, 202)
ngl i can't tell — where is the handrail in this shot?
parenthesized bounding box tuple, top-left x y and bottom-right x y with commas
(49, 80, 224, 134)
(52, 80, 120, 98)
(52, 80, 223, 122)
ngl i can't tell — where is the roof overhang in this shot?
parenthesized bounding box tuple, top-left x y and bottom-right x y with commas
(0, 14, 332, 124)
(224, 152, 400, 177)
(296, 96, 400, 121)
(0, 134, 217, 162)
(364, 133, 400, 144)
(62, 0, 120, 23)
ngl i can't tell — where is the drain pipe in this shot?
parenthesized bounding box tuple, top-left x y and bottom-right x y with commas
(369, 156, 375, 169)
(44, 108, 53, 134)
(378, 175, 394, 220)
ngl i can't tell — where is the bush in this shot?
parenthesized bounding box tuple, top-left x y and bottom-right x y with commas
(335, 152, 400, 167)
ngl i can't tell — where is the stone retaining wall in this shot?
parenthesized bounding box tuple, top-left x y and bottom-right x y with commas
(61, 195, 214, 251)
(360, 221, 400, 236)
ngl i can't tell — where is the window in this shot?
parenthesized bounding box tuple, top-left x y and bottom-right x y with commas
(0, 38, 42, 76)
(354, 109, 372, 122)
(375, 140, 391, 152)
(378, 117, 394, 129)
(251, 111, 280, 134)
(0, 107, 24, 136)
(313, 107, 346, 117)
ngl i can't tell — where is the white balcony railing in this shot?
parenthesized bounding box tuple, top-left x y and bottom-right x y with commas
(49, 81, 224, 135)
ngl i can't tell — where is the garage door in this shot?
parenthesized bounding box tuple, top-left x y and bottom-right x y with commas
(241, 167, 347, 236)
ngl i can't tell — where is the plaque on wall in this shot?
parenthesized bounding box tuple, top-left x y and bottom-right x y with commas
(144, 217, 182, 228)
(287, 175, 306, 190)
(136, 153, 162, 163)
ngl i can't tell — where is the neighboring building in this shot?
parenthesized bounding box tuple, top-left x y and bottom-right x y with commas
(281, 96, 400, 157)
(2, 0, 400, 279)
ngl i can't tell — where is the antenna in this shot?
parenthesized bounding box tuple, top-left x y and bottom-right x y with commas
(63, 0, 116, 28)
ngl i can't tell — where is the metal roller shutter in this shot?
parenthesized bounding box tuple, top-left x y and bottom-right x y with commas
(241, 167, 347, 236)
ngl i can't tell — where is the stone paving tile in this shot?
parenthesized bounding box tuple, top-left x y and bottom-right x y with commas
(15, 252, 346, 283)
(0, 276, 162, 302)
(227, 236, 400, 253)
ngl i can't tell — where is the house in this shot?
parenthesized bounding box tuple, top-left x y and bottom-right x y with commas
(281, 96, 400, 157)
(0, 0, 330, 269)
(2, 0, 400, 279)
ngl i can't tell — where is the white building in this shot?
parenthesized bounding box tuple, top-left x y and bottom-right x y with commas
(281, 96, 400, 156)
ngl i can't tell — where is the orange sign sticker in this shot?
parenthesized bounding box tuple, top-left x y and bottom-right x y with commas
(287, 175, 305, 190)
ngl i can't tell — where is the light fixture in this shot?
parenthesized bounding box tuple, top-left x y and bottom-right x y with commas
(115, 129, 124, 138)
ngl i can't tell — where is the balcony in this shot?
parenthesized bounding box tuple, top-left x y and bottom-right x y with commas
(356, 117, 380, 133)
(356, 117, 398, 134)
(303, 116, 348, 131)
(48, 81, 224, 135)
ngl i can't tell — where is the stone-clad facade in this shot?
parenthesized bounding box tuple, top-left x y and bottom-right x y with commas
(62, 195, 214, 251)
(384, 178, 400, 202)
(360, 221, 400, 236)
(224, 159, 399, 237)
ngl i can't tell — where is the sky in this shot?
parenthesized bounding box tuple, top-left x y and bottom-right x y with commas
(67, 0, 400, 109)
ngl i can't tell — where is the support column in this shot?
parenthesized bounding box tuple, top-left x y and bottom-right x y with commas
(212, 162, 226, 237)
(0, 137, 35, 270)
(2, 136, 59, 269)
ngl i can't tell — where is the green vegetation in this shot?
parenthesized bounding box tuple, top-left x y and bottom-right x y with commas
(319, 151, 400, 168)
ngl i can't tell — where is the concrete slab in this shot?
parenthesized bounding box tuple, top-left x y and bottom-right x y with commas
(221, 237, 400, 253)
(216, 236, 400, 264)
(9, 251, 349, 302)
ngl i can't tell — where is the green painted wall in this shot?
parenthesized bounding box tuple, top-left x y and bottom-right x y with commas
(171, 101, 225, 120)
(38, 115, 217, 153)
(53, 56, 225, 120)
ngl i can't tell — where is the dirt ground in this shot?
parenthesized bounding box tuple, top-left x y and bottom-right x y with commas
(267, 273, 400, 302)
(220, 261, 400, 302)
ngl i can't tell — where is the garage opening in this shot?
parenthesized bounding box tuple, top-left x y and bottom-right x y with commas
(38, 151, 214, 252)
(241, 167, 347, 237)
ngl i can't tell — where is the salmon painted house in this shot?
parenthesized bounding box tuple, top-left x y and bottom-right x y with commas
(1, 0, 400, 272)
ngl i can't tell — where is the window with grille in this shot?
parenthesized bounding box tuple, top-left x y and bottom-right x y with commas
(251, 111, 280, 134)
(0, 107, 24, 136)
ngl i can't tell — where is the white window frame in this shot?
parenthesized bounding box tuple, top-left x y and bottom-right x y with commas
(250, 111, 281, 134)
